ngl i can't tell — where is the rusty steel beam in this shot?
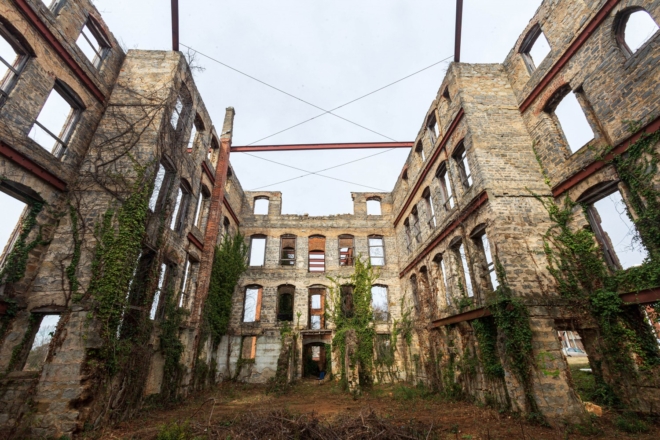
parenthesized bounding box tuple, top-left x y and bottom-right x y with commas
(552, 115, 660, 198)
(0, 141, 67, 191)
(171, 0, 179, 51)
(620, 288, 660, 305)
(454, 0, 463, 63)
(429, 307, 491, 329)
(231, 142, 413, 153)
(519, 0, 622, 112)
(12, 0, 105, 103)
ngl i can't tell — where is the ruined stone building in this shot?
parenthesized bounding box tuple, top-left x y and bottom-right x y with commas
(0, 0, 658, 437)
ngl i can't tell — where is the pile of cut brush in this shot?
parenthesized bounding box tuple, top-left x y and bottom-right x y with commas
(180, 408, 438, 439)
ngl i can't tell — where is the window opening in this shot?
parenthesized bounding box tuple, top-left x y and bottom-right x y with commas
(188, 114, 204, 151)
(442, 87, 451, 102)
(455, 242, 474, 298)
(415, 141, 426, 162)
(481, 233, 498, 290)
(372, 285, 388, 321)
(340, 285, 354, 318)
(193, 186, 210, 229)
(170, 96, 183, 129)
(453, 143, 473, 189)
(241, 336, 257, 359)
(436, 162, 455, 210)
(403, 219, 413, 253)
(440, 257, 451, 306)
(223, 217, 230, 237)
(170, 185, 191, 233)
(427, 114, 439, 144)
(618, 9, 659, 56)
(410, 274, 419, 313)
(41, 0, 65, 13)
(280, 234, 297, 266)
(521, 24, 551, 71)
(411, 207, 422, 243)
(22, 314, 60, 371)
(150, 263, 168, 320)
(585, 187, 648, 270)
(0, 22, 28, 101)
(375, 334, 394, 364)
(338, 234, 354, 266)
(148, 163, 171, 212)
(208, 137, 220, 166)
(254, 197, 269, 215)
(309, 288, 325, 329)
(178, 258, 191, 308)
(0, 193, 26, 269)
(311, 345, 321, 361)
(308, 235, 326, 272)
(423, 187, 436, 229)
(277, 285, 294, 321)
(548, 87, 594, 154)
(75, 18, 110, 68)
(28, 81, 83, 157)
(249, 235, 267, 267)
(243, 286, 262, 322)
(368, 235, 385, 266)
(366, 197, 381, 215)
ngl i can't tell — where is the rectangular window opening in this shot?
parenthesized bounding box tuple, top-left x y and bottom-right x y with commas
(372, 285, 389, 322)
(457, 243, 474, 298)
(369, 236, 385, 266)
(454, 145, 473, 189)
(75, 19, 110, 68)
(249, 236, 267, 267)
(437, 164, 455, 210)
(280, 235, 296, 266)
(28, 83, 82, 157)
(0, 192, 27, 269)
(150, 263, 169, 320)
(339, 235, 354, 267)
(243, 287, 262, 322)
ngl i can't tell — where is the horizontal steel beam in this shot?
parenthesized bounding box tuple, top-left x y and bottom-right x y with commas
(231, 142, 413, 153)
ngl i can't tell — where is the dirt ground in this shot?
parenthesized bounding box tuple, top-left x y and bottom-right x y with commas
(97, 380, 660, 440)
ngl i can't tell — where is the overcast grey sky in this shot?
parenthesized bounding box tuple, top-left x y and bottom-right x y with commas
(0, 1, 551, 251)
(92, 0, 545, 215)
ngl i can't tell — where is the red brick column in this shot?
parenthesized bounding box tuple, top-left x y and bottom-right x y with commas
(191, 107, 234, 326)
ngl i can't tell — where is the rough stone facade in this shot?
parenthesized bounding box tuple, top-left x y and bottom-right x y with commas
(0, 0, 658, 437)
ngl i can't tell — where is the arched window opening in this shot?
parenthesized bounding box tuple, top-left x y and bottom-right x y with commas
(249, 235, 267, 267)
(309, 287, 325, 329)
(520, 24, 551, 72)
(75, 16, 111, 68)
(277, 285, 295, 322)
(433, 254, 451, 308)
(222, 217, 230, 237)
(193, 184, 211, 230)
(546, 86, 595, 154)
(451, 239, 474, 298)
(470, 225, 499, 291)
(403, 219, 413, 253)
(308, 235, 326, 272)
(339, 234, 354, 267)
(366, 197, 381, 216)
(422, 187, 436, 229)
(410, 274, 419, 313)
(436, 162, 454, 210)
(188, 113, 204, 151)
(280, 234, 296, 266)
(208, 136, 220, 166)
(410, 206, 422, 243)
(170, 181, 192, 233)
(28, 80, 85, 158)
(616, 9, 659, 56)
(243, 285, 263, 322)
(368, 235, 385, 266)
(453, 142, 473, 189)
(178, 255, 198, 309)
(20, 314, 61, 372)
(415, 141, 426, 162)
(151, 262, 175, 320)
(0, 20, 30, 102)
(427, 113, 439, 144)
(578, 181, 648, 270)
(371, 285, 389, 322)
(254, 197, 269, 215)
(149, 160, 174, 212)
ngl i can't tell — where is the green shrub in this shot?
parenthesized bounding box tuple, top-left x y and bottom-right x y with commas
(614, 413, 650, 434)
